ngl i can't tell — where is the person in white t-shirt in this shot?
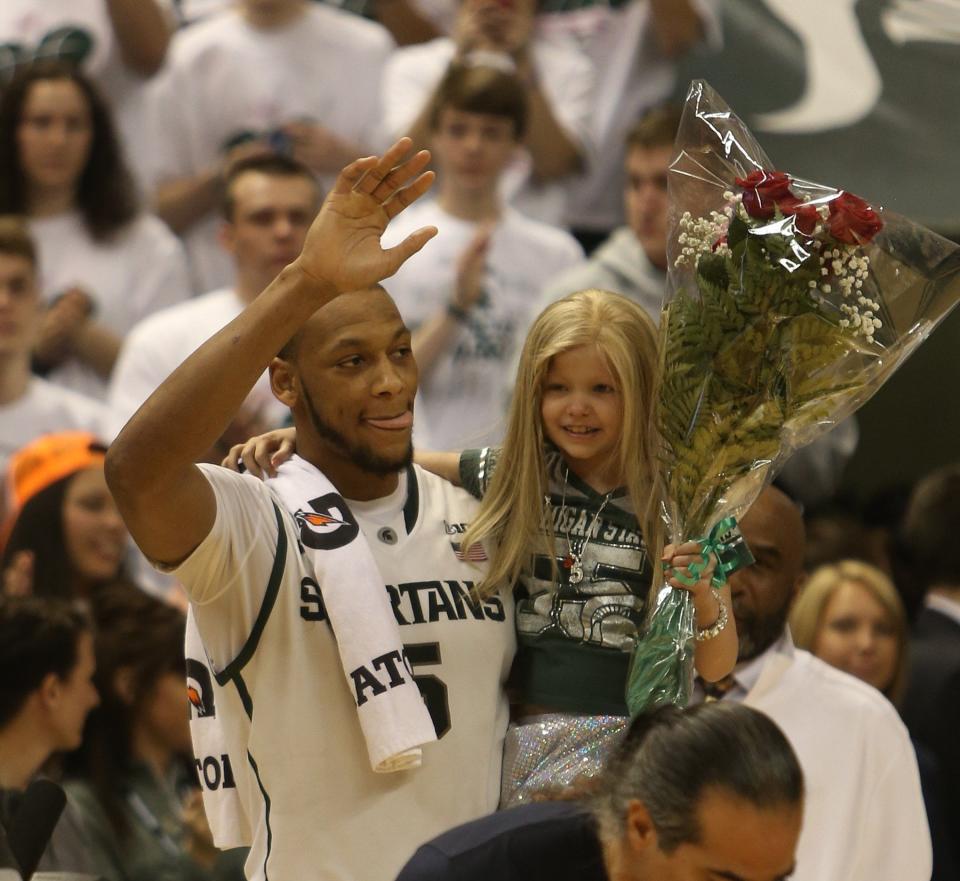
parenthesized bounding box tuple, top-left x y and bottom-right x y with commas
(109, 154, 320, 450)
(0, 218, 109, 493)
(105, 142, 515, 881)
(147, 0, 393, 293)
(383, 63, 583, 448)
(0, 63, 191, 401)
(0, 0, 173, 185)
(536, 0, 721, 247)
(382, 0, 595, 225)
(692, 485, 932, 881)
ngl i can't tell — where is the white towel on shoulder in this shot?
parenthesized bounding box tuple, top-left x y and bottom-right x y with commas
(267, 455, 437, 772)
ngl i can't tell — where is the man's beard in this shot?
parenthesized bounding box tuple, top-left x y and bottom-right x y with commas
(302, 384, 413, 477)
(732, 591, 793, 663)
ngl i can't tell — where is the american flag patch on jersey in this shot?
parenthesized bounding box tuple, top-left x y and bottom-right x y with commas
(450, 542, 488, 562)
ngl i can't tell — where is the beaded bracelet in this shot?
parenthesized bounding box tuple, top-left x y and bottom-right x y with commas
(694, 588, 729, 642)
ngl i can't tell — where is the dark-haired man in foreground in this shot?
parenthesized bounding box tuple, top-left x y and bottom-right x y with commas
(396, 701, 803, 881)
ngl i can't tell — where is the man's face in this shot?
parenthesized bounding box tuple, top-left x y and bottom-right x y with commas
(0, 252, 39, 358)
(287, 288, 417, 478)
(632, 788, 801, 881)
(221, 171, 318, 293)
(432, 107, 518, 194)
(728, 488, 806, 662)
(624, 144, 672, 271)
(49, 631, 100, 752)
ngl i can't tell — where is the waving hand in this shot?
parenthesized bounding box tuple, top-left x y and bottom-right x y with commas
(295, 138, 437, 296)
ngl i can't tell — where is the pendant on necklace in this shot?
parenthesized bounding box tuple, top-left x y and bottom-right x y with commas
(568, 561, 584, 584)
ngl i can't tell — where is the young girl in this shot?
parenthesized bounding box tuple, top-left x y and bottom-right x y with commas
(229, 289, 737, 803)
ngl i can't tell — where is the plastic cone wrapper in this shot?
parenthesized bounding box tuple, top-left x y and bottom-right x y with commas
(626, 80, 960, 716)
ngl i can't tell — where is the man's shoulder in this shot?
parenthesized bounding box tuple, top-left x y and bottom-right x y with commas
(305, 3, 394, 54)
(125, 289, 238, 347)
(501, 210, 584, 260)
(413, 464, 481, 515)
(167, 9, 242, 62)
(784, 649, 907, 725)
(400, 802, 596, 880)
(388, 36, 454, 72)
(9, 378, 110, 431)
(116, 212, 182, 251)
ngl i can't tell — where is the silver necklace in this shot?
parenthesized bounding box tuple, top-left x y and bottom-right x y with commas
(557, 468, 613, 585)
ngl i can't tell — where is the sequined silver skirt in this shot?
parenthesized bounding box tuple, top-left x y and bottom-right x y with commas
(500, 713, 629, 808)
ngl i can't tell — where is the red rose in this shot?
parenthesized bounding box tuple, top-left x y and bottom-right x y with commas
(734, 170, 793, 219)
(827, 192, 883, 244)
(778, 195, 819, 236)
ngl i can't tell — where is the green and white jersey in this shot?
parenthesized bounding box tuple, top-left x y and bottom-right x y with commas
(178, 464, 514, 881)
(461, 447, 653, 715)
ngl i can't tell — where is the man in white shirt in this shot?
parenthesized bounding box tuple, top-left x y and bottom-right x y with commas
(0, 218, 109, 491)
(106, 142, 514, 881)
(109, 155, 319, 451)
(694, 485, 932, 881)
(536, 0, 721, 245)
(900, 466, 960, 853)
(384, 64, 583, 448)
(535, 105, 676, 322)
(382, 0, 594, 225)
(147, 0, 393, 292)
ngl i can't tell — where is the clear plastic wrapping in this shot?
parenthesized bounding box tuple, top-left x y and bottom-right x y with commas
(626, 80, 960, 715)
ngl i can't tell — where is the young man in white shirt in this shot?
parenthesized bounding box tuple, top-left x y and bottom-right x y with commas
(109, 155, 320, 450)
(695, 485, 932, 881)
(383, 0, 594, 225)
(147, 0, 393, 292)
(106, 141, 515, 881)
(383, 64, 583, 448)
(0, 218, 110, 484)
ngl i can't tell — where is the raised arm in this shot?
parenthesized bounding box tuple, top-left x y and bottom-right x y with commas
(106, 141, 437, 565)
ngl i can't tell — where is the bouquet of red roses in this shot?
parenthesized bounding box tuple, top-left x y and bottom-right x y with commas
(626, 80, 960, 715)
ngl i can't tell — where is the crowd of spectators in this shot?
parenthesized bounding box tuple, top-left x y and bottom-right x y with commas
(0, 2, 957, 880)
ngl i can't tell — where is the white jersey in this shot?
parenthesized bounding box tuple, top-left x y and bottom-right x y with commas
(175, 464, 513, 881)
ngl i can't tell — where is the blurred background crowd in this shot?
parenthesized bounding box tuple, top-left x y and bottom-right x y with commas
(0, 1, 958, 879)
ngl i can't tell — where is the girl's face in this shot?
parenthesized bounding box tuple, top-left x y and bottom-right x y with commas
(540, 344, 623, 489)
(17, 78, 92, 194)
(812, 579, 900, 693)
(63, 467, 127, 587)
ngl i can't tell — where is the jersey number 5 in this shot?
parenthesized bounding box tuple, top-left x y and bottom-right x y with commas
(404, 642, 451, 739)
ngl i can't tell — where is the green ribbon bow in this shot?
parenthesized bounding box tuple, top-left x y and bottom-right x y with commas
(665, 516, 754, 588)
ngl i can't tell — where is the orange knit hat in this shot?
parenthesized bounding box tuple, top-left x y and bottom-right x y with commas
(2, 432, 106, 546)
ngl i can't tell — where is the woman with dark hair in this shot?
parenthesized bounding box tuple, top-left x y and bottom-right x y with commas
(1, 431, 131, 600)
(0, 62, 190, 400)
(64, 585, 246, 881)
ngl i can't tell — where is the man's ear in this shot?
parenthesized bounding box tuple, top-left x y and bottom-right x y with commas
(112, 667, 136, 706)
(625, 798, 658, 857)
(270, 357, 299, 408)
(38, 672, 62, 711)
(218, 220, 236, 257)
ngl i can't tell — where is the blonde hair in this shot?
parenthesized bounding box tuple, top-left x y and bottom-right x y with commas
(464, 289, 663, 598)
(790, 560, 908, 702)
